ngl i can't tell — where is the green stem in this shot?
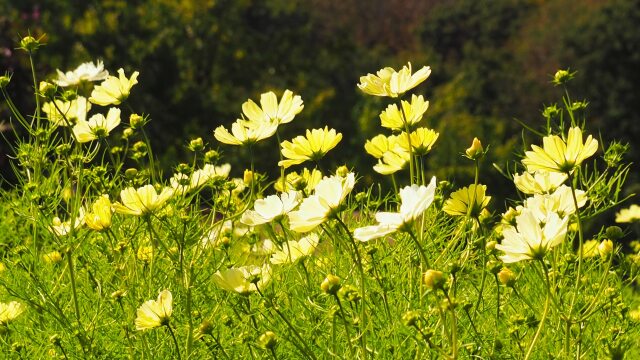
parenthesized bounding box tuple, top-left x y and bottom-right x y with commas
(166, 324, 182, 360)
(524, 261, 552, 360)
(334, 295, 355, 355)
(567, 171, 584, 337)
(407, 229, 430, 268)
(67, 253, 81, 323)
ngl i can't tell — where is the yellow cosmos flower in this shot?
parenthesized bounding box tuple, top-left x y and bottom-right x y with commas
(616, 204, 640, 223)
(135, 289, 173, 331)
(365, 134, 400, 159)
(43, 250, 63, 264)
(373, 147, 410, 175)
(522, 185, 587, 221)
(241, 90, 303, 125)
(214, 119, 278, 146)
(279, 127, 342, 168)
(85, 195, 113, 231)
(443, 184, 491, 218)
(89, 68, 139, 106)
(355, 177, 437, 242)
(73, 107, 121, 143)
(274, 168, 323, 193)
(241, 190, 301, 226)
(397, 128, 439, 156)
(358, 62, 431, 98)
(580, 239, 599, 258)
(270, 233, 319, 265)
(522, 127, 598, 174)
(495, 209, 568, 263)
(54, 60, 109, 87)
(0, 301, 26, 325)
(42, 96, 90, 126)
(513, 170, 567, 195)
(50, 208, 85, 237)
(212, 265, 272, 295)
(379, 94, 429, 130)
(112, 185, 174, 216)
(288, 173, 356, 232)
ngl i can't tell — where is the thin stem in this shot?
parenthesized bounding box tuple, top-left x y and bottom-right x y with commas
(334, 295, 354, 355)
(524, 261, 552, 360)
(407, 229, 430, 268)
(67, 253, 81, 323)
(166, 324, 183, 360)
(567, 171, 584, 338)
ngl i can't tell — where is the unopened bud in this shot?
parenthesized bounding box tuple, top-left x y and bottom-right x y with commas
(243, 169, 254, 185)
(257, 331, 278, 349)
(465, 137, 484, 160)
(0, 74, 10, 88)
(336, 165, 349, 178)
(605, 226, 623, 241)
(20, 35, 42, 52)
(552, 69, 575, 86)
(598, 239, 613, 258)
(422, 269, 445, 290)
(189, 137, 204, 152)
(498, 268, 516, 287)
(129, 114, 145, 129)
(39, 81, 56, 97)
(321, 274, 341, 295)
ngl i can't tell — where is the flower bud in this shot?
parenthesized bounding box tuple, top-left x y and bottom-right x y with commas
(336, 165, 349, 178)
(605, 226, 624, 241)
(497, 268, 516, 287)
(38, 81, 56, 97)
(20, 35, 41, 52)
(321, 274, 341, 295)
(465, 137, 484, 160)
(598, 239, 613, 258)
(552, 69, 575, 86)
(122, 128, 135, 140)
(124, 168, 138, 179)
(487, 260, 502, 275)
(542, 104, 560, 119)
(0, 74, 11, 88)
(402, 310, 421, 327)
(189, 137, 204, 152)
(257, 331, 278, 349)
(197, 320, 214, 337)
(110, 289, 127, 300)
(204, 150, 220, 163)
(129, 114, 145, 129)
(422, 269, 445, 290)
(243, 169, 255, 185)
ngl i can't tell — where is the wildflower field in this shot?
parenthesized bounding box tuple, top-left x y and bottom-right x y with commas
(1, 35, 640, 359)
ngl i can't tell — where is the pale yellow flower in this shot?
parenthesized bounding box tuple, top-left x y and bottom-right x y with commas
(358, 62, 431, 97)
(288, 173, 356, 232)
(274, 168, 323, 194)
(522, 127, 598, 173)
(0, 301, 26, 325)
(72, 107, 121, 143)
(513, 171, 568, 195)
(112, 185, 174, 216)
(616, 204, 640, 223)
(54, 60, 109, 87)
(212, 264, 271, 295)
(379, 94, 429, 130)
(373, 146, 411, 175)
(85, 195, 113, 231)
(214, 119, 278, 146)
(364, 134, 399, 159)
(355, 177, 437, 242)
(89, 68, 139, 106)
(522, 185, 587, 222)
(241, 90, 303, 125)
(397, 128, 439, 156)
(465, 137, 484, 160)
(50, 208, 85, 236)
(270, 233, 319, 265)
(279, 127, 342, 168)
(496, 208, 568, 263)
(241, 191, 302, 226)
(443, 184, 491, 218)
(191, 163, 231, 188)
(580, 239, 599, 258)
(135, 289, 173, 330)
(43, 251, 63, 264)
(137, 246, 153, 262)
(42, 96, 90, 127)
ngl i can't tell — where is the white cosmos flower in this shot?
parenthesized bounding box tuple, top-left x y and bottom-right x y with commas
(354, 177, 436, 242)
(288, 173, 356, 232)
(241, 190, 302, 226)
(72, 107, 121, 143)
(54, 60, 109, 87)
(270, 233, 319, 265)
(495, 208, 568, 263)
(522, 184, 587, 222)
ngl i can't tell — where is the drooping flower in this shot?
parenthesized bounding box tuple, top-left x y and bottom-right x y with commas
(212, 264, 272, 295)
(54, 60, 109, 87)
(513, 170, 568, 195)
(270, 233, 320, 265)
(135, 289, 173, 331)
(279, 127, 342, 168)
(214, 119, 278, 146)
(354, 177, 437, 242)
(522, 127, 598, 174)
(85, 195, 113, 231)
(358, 62, 431, 98)
(379, 94, 429, 130)
(443, 184, 491, 218)
(241, 90, 303, 125)
(89, 68, 139, 106)
(373, 147, 410, 175)
(615, 204, 640, 223)
(50, 208, 85, 237)
(42, 96, 90, 127)
(241, 190, 301, 226)
(495, 208, 568, 263)
(72, 107, 121, 143)
(288, 173, 356, 232)
(112, 185, 174, 216)
(0, 301, 26, 325)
